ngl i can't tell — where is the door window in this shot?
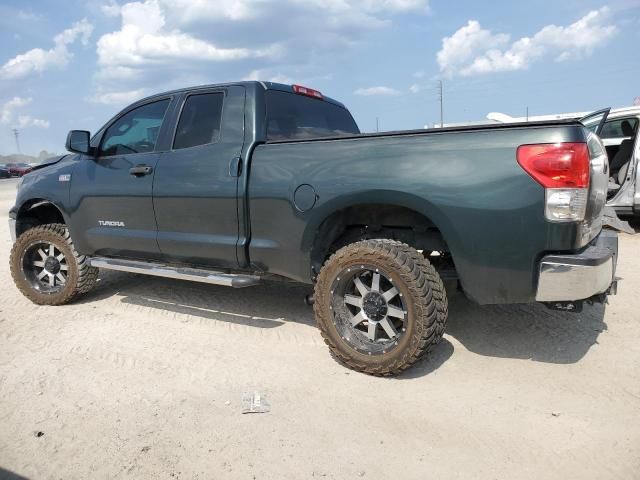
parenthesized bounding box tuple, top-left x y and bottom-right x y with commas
(100, 99, 170, 157)
(173, 93, 224, 149)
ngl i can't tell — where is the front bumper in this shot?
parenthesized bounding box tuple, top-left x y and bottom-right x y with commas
(536, 229, 618, 302)
(8, 218, 16, 242)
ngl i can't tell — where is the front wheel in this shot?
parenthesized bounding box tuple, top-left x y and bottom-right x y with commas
(10, 223, 99, 305)
(314, 239, 448, 376)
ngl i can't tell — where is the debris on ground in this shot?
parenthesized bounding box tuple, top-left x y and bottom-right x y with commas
(242, 392, 270, 414)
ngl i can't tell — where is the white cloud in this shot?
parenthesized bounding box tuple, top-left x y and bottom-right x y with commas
(354, 86, 401, 96)
(17, 115, 50, 129)
(409, 83, 421, 93)
(157, 0, 429, 24)
(1, 97, 31, 123)
(95, 0, 428, 81)
(0, 19, 93, 80)
(96, 0, 281, 77)
(437, 20, 509, 76)
(156, 0, 260, 22)
(243, 69, 293, 84)
(358, 0, 429, 13)
(90, 88, 148, 106)
(92, 0, 428, 102)
(101, 0, 122, 16)
(289, 0, 429, 25)
(1, 97, 48, 128)
(438, 7, 617, 77)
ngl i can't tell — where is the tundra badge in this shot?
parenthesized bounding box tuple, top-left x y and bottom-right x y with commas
(98, 220, 125, 227)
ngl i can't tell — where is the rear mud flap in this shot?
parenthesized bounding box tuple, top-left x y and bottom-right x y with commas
(602, 206, 635, 234)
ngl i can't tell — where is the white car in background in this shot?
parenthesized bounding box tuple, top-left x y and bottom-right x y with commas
(486, 106, 640, 218)
(591, 107, 640, 218)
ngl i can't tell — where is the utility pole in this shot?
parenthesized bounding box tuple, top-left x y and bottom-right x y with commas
(376, 117, 379, 133)
(438, 80, 444, 127)
(12, 128, 20, 154)
(526, 107, 529, 122)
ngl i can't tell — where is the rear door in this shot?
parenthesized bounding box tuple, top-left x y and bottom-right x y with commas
(597, 116, 639, 159)
(153, 86, 246, 268)
(69, 97, 173, 258)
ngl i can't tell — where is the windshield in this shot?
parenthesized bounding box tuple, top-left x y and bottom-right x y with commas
(266, 90, 360, 141)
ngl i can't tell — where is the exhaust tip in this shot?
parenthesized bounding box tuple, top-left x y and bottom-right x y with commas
(304, 294, 315, 306)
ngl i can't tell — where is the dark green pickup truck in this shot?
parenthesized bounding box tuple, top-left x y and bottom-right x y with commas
(9, 81, 618, 375)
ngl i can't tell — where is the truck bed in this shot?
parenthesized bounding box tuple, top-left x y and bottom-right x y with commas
(249, 120, 594, 304)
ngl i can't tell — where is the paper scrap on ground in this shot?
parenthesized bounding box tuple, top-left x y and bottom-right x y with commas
(242, 392, 270, 414)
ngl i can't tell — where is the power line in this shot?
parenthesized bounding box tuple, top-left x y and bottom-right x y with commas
(437, 80, 444, 127)
(12, 128, 20, 154)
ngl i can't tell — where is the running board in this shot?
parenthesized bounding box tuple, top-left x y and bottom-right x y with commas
(88, 257, 260, 288)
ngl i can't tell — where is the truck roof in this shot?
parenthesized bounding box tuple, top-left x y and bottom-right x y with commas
(132, 81, 348, 109)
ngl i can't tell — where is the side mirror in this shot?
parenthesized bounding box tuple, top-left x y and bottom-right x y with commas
(65, 130, 92, 155)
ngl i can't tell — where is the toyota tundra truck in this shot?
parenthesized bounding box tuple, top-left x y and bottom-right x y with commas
(8, 81, 618, 375)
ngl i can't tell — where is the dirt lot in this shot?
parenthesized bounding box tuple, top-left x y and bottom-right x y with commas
(0, 178, 639, 480)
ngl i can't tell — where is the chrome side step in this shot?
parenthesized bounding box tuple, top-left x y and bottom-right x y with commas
(88, 257, 260, 288)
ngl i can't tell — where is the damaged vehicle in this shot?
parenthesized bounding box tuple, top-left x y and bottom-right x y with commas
(8, 82, 620, 375)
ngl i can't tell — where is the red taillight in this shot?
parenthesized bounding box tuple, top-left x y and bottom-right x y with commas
(292, 84, 323, 100)
(517, 142, 590, 188)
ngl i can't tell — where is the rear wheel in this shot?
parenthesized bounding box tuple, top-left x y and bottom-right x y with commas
(10, 223, 98, 305)
(314, 239, 448, 376)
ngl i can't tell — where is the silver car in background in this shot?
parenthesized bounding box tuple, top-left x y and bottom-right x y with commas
(585, 106, 640, 218)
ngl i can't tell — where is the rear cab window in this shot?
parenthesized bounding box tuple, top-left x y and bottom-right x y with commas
(266, 90, 359, 141)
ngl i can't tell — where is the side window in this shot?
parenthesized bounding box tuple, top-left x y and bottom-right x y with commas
(100, 99, 170, 157)
(600, 118, 638, 139)
(173, 93, 224, 150)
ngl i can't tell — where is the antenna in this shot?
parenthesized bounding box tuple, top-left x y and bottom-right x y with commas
(12, 128, 21, 154)
(438, 80, 444, 127)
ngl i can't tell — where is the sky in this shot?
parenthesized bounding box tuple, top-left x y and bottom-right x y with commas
(0, 0, 639, 155)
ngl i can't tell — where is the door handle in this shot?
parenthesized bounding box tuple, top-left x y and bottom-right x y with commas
(129, 164, 153, 176)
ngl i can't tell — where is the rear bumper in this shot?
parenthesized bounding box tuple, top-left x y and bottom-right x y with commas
(535, 229, 618, 302)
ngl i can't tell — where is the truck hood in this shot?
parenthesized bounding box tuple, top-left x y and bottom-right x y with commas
(30, 154, 69, 172)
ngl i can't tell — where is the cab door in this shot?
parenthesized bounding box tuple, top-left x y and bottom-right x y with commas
(153, 86, 246, 268)
(69, 97, 173, 259)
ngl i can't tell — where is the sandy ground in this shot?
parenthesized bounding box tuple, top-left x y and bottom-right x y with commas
(0, 178, 639, 480)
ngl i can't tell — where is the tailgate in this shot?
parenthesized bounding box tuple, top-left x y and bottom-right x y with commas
(580, 132, 609, 246)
